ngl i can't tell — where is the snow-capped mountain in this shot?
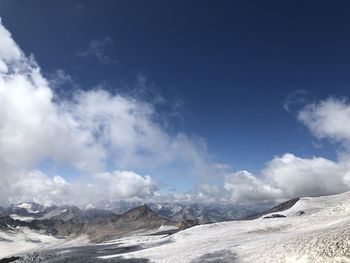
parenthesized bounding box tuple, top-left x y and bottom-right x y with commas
(7, 202, 46, 216)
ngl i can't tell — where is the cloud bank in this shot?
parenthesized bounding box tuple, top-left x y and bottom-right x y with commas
(0, 19, 215, 206)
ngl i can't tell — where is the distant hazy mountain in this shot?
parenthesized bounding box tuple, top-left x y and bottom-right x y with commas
(103, 201, 271, 223)
(0, 200, 271, 225)
(151, 202, 264, 222)
(0, 202, 172, 243)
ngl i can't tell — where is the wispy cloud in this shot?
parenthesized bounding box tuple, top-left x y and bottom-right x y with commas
(77, 37, 117, 64)
(283, 89, 308, 113)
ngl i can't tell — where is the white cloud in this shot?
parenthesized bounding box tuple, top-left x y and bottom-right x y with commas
(92, 171, 158, 200)
(6, 170, 157, 206)
(0, 59, 105, 171)
(224, 170, 282, 203)
(8, 170, 71, 206)
(218, 153, 350, 203)
(262, 153, 349, 198)
(298, 98, 350, 145)
(0, 18, 22, 70)
(0, 19, 218, 206)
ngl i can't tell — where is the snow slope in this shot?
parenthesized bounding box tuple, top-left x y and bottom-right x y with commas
(101, 191, 350, 263)
(0, 227, 89, 259)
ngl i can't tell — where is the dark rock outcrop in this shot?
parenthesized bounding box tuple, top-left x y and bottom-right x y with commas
(0, 256, 21, 263)
(263, 214, 286, 219)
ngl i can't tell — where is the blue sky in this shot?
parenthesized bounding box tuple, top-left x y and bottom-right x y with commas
(1, 1, 350, 205)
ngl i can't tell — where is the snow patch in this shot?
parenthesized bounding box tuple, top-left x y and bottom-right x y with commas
(9, 214, 35, 222)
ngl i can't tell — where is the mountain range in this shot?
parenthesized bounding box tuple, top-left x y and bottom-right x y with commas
(2, 196, 335, 262)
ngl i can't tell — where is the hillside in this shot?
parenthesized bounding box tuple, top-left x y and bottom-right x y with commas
(98, 191, 350, 262)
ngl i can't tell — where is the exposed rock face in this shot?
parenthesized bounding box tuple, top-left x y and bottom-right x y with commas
(118, 204, 158, 221)
(78, 204, 173, 242)
(0, 256, 21, 263)
(0, 216, 29, 229)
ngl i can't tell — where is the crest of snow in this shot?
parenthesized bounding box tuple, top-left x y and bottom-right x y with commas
(18, 203, 33, 209)
(85, 203, 96, 209)
(17, 203, 40, 213)
(9, 214, 35, 222)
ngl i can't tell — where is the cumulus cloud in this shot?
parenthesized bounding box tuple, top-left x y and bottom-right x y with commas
(298, 98, 350, 146)
(224, 170, 282, 203)
(93, 171, 158, 200)
(6, 170, 157, 206)
(200, 153, 350, 204)
(262, 153, 349, 198)
(0, 19, 217, 206)
(0, 57, 105, 172)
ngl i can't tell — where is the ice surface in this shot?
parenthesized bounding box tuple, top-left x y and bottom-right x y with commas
(0, 228, 88, 259)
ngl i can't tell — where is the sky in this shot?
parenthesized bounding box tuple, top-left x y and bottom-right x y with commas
(1, 1, 350, 206)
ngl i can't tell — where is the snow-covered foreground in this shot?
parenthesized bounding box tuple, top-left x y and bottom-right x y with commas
(101, 191, 350, 263)
(0, 228, 89, 259)
(2, 191, 350, 262)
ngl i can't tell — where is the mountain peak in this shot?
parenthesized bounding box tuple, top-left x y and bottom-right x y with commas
(118, 204, 165, 223)
(8, 202, 46, 215)
(128, 204, 153, 215)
